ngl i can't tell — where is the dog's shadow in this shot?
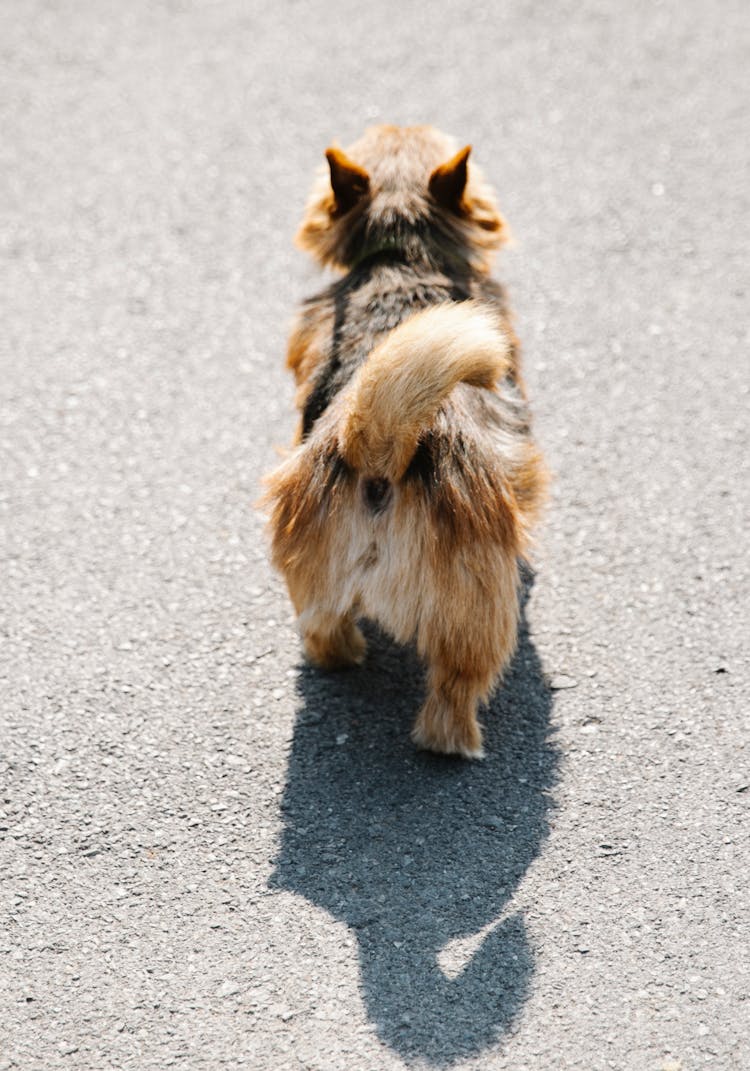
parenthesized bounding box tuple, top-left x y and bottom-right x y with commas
(269, 574, 559, 1065)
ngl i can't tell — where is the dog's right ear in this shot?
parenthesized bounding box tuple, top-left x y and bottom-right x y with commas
(325, 147, 370, 214)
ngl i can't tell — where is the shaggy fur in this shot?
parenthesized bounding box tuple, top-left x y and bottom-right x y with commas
(265, 125, 546, 758)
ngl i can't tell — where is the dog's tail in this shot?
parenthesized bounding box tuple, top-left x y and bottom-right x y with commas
(337, 302, 510, 481)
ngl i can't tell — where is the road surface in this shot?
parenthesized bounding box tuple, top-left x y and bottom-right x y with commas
(1, 1, 748, 1068)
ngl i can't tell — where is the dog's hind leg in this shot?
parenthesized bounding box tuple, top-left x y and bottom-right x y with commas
(299, 606, 366, 670)
(411, 547, 520, 759)
(411, 667, 489, 759)
(285, 571, 366, 671)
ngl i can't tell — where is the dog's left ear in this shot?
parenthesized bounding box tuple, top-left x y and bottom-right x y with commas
(429, 145, 471, 211)
(325, 147, 370, 214)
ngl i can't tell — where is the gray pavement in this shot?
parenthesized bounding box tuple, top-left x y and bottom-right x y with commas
(1, 1, 748, 1068)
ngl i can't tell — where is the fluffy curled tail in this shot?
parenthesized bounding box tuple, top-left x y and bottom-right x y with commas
(337, 302, 510, 481)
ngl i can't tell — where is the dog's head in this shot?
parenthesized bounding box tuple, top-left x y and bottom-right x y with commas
(296, 125, 508, 272)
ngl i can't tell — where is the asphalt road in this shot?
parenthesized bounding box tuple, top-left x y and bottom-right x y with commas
(1, 2, 748, 1069)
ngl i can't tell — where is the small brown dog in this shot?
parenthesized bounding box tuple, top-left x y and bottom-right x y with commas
(265, 125, 546, 758)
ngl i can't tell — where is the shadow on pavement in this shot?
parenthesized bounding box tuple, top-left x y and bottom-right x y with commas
(269, 574, 559, 1065)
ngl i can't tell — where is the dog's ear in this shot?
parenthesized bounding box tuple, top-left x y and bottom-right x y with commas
(325, 147, 370, 214)
(429, 145, 471, 211)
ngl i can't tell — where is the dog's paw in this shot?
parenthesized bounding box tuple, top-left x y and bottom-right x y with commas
(411, 697, 485, 760)
(303, 619, 366, 671)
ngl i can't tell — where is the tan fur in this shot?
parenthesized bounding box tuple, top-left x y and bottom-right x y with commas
(264, 125, 546, 759)
(339, 303, 510, 481)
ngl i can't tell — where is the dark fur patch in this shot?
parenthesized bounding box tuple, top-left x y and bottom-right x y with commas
(356, 541, 379, 569)
(362, 477, 391, 513)
(403, 416, 518, 550)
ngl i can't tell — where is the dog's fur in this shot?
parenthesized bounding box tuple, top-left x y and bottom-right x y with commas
(264, 125, 546, 758)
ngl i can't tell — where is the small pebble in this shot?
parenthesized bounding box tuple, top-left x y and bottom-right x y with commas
(549, 674, 578, 691)
(217, 980, 241, 998)
(483, 816, 504, 830)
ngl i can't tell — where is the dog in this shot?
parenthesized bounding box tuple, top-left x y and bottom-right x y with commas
(264, 125, 546, 758)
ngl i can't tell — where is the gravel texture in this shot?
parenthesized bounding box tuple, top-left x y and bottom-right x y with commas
(1, 1, 748, 1069)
